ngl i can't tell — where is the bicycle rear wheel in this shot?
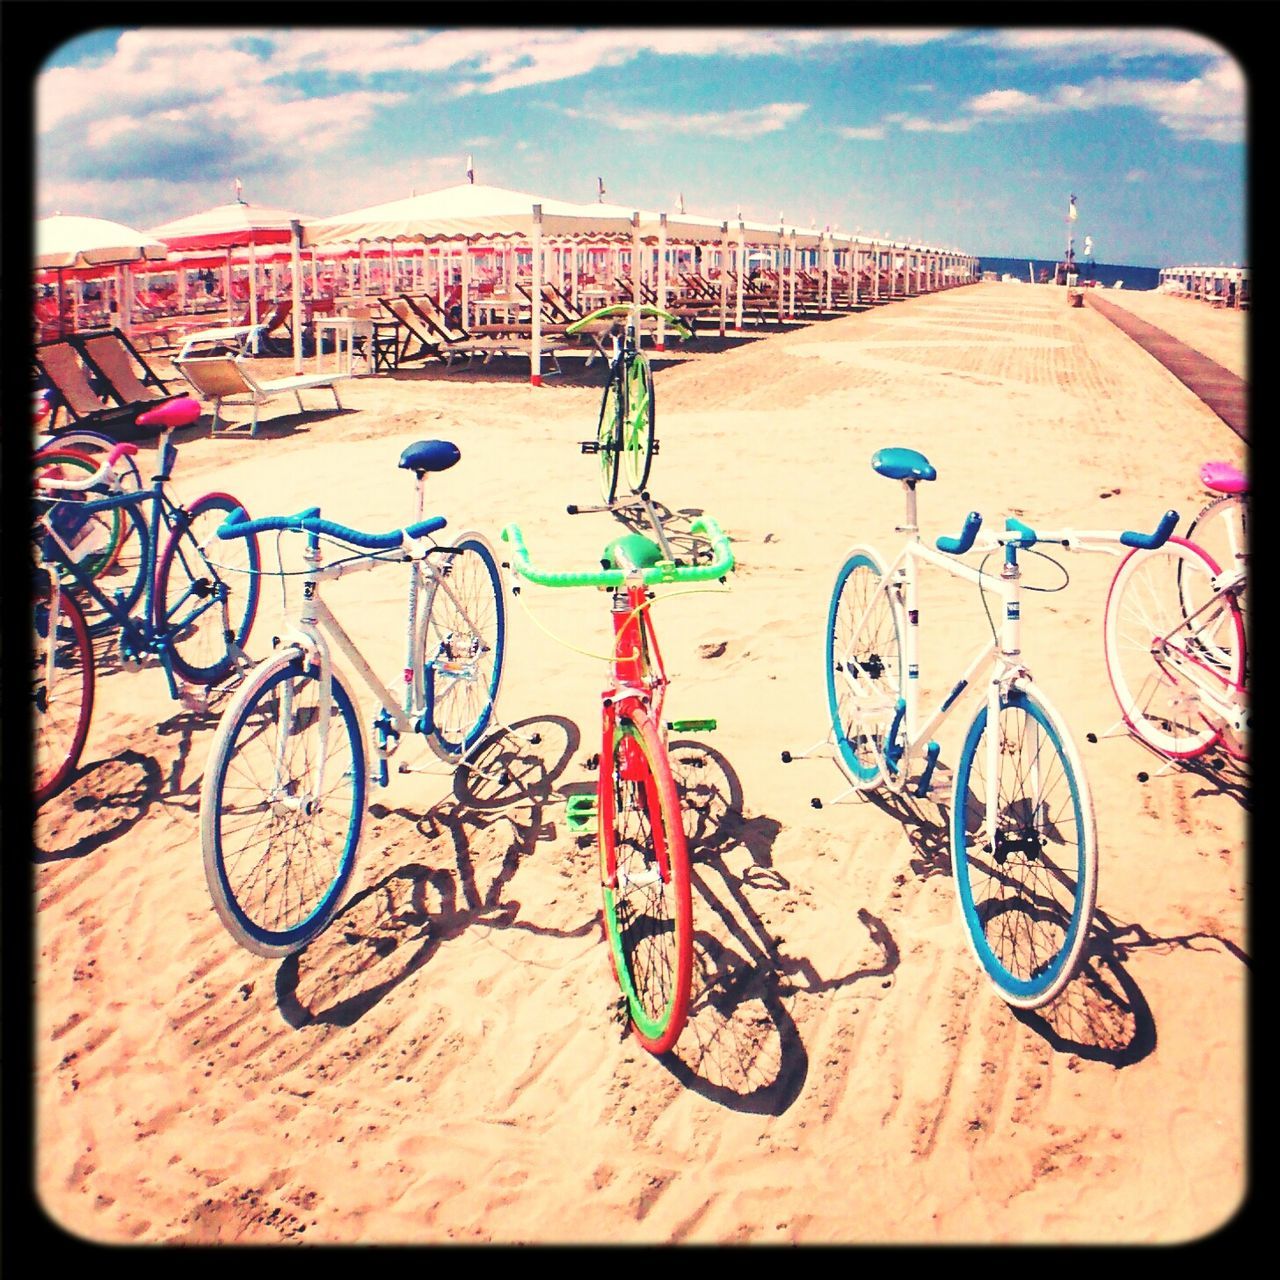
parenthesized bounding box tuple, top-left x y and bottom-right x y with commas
(33, 575, 95, 806)
(825, 546, 905, 789)
(1182, 494, 1248, 671)
(201, 649, 365, 957)
(155, 492, 261, 685)
(34, 448, 125, 582)
(951, 680, 1097, 1009)
(416, 532, 506, 761)
(598, 707, 693, 1055)
(620, 353, 655, 494)
(1104, 539, 1246, 759)
(595, 368, 622, 504)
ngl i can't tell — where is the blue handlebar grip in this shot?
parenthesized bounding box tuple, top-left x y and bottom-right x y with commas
(936, 511, 983, 555)
(1004, 516, 1037, 545)
(1120, 509, 1179, 550)
(217, 506, 321, 539)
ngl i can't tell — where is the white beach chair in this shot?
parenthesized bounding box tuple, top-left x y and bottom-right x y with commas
(174, 352, 347, 436)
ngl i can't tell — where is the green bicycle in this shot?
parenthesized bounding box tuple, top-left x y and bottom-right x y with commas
(569, 304, 692, 505)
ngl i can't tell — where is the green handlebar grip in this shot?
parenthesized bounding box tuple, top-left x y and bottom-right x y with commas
(501, 517, 733, 588)
(566, 303, 692, 339)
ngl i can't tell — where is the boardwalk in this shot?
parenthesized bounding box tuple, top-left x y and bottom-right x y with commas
(1085, 292, 1248, 440)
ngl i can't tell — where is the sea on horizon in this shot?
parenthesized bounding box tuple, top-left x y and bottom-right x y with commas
(977, 256, 1160, 291)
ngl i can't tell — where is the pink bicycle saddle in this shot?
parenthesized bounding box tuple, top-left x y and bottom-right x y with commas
(137, 396, 202, 431)
(1200, 461, 1249, 495)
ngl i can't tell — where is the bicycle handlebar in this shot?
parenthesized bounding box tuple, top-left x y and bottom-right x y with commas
(35, 441, 139, 495)
(1003, 510, 1179, 552)
(501, 516, 734, 588)
(216, 505, 447, 551)
(566, 303, 693, 340)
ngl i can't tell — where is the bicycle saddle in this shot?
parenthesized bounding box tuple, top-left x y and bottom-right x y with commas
(872, 447, 937, 483)
(602, 533, 665, 572)
(399, 440, 460, 475)
(1200, 460, 1248, 495)
(137, 396, 201, 431)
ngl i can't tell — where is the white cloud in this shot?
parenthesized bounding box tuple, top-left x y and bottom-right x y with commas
(563, 100, 809, 139)
(836, 125, 887, 141)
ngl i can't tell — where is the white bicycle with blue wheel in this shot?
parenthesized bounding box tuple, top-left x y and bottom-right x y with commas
(198, 439, 508, 957)
(786, 446, 1177, 1009)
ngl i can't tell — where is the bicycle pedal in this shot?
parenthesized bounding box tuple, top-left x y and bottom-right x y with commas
(565, 793, 598, 832)
(668, 718, 716, 732)
(580, 441, 601, 454)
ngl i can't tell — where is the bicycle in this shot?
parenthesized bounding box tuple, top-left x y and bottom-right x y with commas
(568, 303, 692, 506)
(1101, 459, 1248, 766)
(199, 439, 508, 957)
(784, 446, 1176, 1008)
(33, 397, 261, 806)
(500, 509, 734, 1055)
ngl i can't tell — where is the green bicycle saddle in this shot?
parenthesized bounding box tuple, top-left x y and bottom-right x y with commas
(601, 533, 665, 572)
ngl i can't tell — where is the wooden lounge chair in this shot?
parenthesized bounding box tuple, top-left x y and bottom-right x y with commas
(376, 297, 443, 364)
(392, 294, 524, 368)
(174, 352, 348, 436)
(34, 338, 175, 438)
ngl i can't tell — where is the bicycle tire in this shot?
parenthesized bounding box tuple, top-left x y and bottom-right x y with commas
(598, 706, 693, 1055)
(1104, 538, 1246, 760)
(33, 575, 95, 806)
(825, 546, 905, 789)
(950, 679, 1097, 1009)
(595, 367, 622, 504)
(155, 492, 261, 685)
(620, 353, 655, 494)
(415, 532, 507, 761)
(201, 648, 365, 957)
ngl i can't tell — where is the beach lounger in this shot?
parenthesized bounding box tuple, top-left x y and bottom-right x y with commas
(174, 352, 347, 436)
(376, 298, 443, 365)
(391, 295, 526, 369)
(34, 338, 175, 438)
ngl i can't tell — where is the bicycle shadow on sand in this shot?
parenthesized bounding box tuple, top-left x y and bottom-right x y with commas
(274, 715, 591, 1029)
(658, 741, 898, 1115)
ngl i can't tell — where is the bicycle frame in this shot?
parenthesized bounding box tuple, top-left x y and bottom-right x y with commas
(268, 527, 500, 792)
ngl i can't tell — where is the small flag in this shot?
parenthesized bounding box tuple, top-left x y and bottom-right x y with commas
(1084, 235, 1093, 255)
(1068, 195, 1078, 222)
(234, 177, 244, 203)
(466, 154, 474, 184)
(597, 177, 606, 202)
(677, 192, 685, 213)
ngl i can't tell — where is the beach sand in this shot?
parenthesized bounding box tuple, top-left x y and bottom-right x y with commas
(31, 282, 1248, 1245)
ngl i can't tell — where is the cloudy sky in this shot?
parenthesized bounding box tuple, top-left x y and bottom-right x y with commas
(32, 24, 1248, 267)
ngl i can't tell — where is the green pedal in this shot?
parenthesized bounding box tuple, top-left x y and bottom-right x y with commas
(565, 793, 598, 832)
(668, 718, 717, 732)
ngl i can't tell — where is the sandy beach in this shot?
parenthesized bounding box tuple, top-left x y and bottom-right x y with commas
(30, 282, 1249, 1245)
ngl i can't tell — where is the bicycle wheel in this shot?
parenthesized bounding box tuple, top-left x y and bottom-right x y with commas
(201, 648, 365, 957)
(155, 492, 261, 685)
(620, 353, 655, 494)
(416, 532, 506, 762)
(951, 680, 1097, 1009)
(595, 367, 623, 504)
(825, 546, 905, 789)
(33, 575, 95, 806)
(598, 707, 693, 1055)
(1182, 494, 1248, 668)
(1104, 539, 1246, 759)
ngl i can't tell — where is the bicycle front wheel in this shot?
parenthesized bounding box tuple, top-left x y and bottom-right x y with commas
(33, 576, 95, 806)
(826, 546, 905, 789)
(416, 532, 506, 761)
(595, 368, 622, 504)
(201, 649, 365, 957)
(598, 707, 693, 1055)
(1104, 538, 1246, 760)
(156, 492, 261, 685)
(1182, 494, 1248, 671)
(951, 680, 1097, 1009)
(620, 353, 655, 494)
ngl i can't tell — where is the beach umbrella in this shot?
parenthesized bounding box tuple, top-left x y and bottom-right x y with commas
(36, 214, 170, 337)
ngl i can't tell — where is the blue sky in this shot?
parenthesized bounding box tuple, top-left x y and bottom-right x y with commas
(34, 25, 1247, 268)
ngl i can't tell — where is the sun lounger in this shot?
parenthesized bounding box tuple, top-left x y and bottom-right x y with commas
(174, 352, 347, 436)
(73, 328, 177, 407)
(391, 295, 525, 368)
(34, 338, 176, 437)
(376, 298, 442, 365)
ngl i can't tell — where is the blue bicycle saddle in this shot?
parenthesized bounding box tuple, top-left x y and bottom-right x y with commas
(872, 447, 937, 483)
